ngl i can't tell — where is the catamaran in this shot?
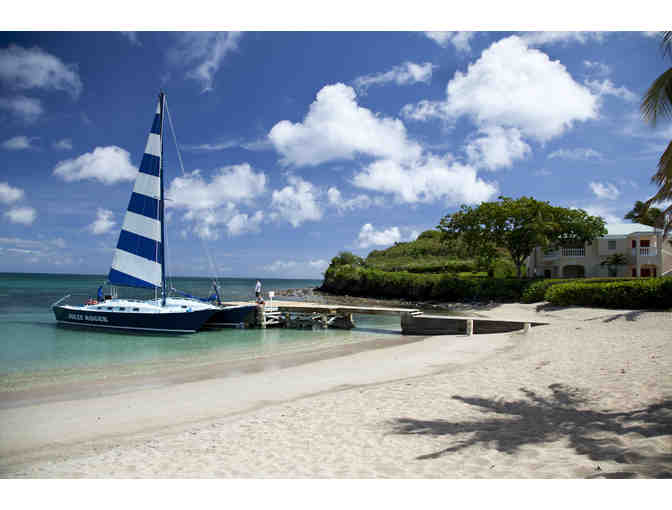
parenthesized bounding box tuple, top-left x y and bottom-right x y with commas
(52, 92, 253, 333)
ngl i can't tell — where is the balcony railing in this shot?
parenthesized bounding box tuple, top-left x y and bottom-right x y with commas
(561, 247, 585, 257)
(633, 247, 657, 257)
(543, 251, 559, 259)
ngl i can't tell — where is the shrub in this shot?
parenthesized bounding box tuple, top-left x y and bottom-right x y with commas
(544, 278, 672, 309)
(520, 277, 637, 303)
(320, 266, 530, 302)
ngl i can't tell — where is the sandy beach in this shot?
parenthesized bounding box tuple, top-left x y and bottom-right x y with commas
(1, 302, 670, 478)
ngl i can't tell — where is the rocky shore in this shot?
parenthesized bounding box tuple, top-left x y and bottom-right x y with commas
(271, 286, 494, 314)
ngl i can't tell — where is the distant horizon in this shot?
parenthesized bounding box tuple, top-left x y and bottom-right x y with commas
(0, 271, 323, 281)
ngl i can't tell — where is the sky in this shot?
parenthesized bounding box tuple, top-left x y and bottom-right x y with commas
(0, 15, 671, 278)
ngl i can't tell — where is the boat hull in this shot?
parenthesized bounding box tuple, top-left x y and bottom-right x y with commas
(53, 305, 217, 333)
(205, 305, 258, 328)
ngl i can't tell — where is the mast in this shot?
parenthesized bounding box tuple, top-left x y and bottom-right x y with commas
(159, 91, 167, 306)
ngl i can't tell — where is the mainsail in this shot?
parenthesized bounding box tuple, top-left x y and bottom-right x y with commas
(109, 95, 164, 288)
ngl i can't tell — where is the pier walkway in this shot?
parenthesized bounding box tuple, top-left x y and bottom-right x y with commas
(220, 300, 545, 335)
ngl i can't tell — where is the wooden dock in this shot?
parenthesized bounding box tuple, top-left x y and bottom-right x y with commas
(219, 300, 545, 335)
(221, 300, 422, 317)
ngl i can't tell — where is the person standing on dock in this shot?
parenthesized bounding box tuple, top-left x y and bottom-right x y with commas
(255, 280, 263, 303)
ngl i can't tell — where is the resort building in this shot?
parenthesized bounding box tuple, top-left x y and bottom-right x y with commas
(526, 223, 672, 278)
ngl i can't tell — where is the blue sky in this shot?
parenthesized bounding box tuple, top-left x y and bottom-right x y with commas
(0, 26, 670, 278)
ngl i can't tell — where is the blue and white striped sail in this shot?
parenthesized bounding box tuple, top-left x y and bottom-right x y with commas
(108, 98, 163, 288)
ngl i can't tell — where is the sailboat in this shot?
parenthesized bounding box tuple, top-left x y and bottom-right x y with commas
(52, 92, 220, 333)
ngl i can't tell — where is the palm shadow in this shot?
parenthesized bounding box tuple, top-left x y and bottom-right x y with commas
(390, 384, 672, 478)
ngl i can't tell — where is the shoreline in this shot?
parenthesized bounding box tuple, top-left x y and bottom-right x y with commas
(1, 302, 670, 478)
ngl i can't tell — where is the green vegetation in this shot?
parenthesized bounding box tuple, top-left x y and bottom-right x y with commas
(438, 196, 606, 278)
(364, 229, 476, 274)
(320, 195, 666, 310)
(321, 264, 529, 302)
(624, 200, 665, 228)
(520, 277, 637, 304)
(600, 253, 629, 277)
(545, 278, 672, 309)
(640, 31, 672, 234)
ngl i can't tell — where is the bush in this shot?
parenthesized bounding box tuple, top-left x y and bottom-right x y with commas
(544, 278, 672, 309)
(320, 265, 530, 302)
(520, 277, 636, 303)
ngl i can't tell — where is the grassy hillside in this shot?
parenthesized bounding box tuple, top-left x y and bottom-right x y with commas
(364, 230, 478, 274)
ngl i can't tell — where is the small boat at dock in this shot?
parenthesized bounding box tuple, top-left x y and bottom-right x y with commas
(53, 92, 219, 333)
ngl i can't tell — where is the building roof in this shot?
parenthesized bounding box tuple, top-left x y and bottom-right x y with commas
(604, 223, 659, 237)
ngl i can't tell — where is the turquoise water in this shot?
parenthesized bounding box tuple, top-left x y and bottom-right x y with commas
(0, 273, 403, 389)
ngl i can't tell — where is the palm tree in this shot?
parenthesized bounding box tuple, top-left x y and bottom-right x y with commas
(600, 253, 628, 277)
(624, 200, 664, 227)
(641, 31, 672, 234)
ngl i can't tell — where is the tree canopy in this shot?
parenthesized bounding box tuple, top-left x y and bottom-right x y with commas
(438, 196, 607, 278)
(624, 200, 664, 227)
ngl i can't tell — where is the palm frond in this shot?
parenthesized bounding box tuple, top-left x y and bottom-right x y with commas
(641, 68, 672, 125)
(663, 31, 672, 59)
(651, 138, 672, 191)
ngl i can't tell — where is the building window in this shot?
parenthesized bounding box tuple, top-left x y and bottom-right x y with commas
(608, 240, 616, 250)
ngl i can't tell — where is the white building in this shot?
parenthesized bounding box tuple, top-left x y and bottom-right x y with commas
(526, 223, 672, 278)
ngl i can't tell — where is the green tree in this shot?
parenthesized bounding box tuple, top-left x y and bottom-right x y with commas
(330, 251, 364, 267)
(624, 200, 664, 227)
(600, 253, 628, 277)
(438, 196, 607, 278)
(641, 31, 672, 234)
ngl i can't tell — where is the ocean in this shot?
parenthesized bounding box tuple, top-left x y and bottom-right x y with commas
(0, 273, 405, 392)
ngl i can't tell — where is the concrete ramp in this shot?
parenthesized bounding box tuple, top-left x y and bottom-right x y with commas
(401, 313, 547, 336)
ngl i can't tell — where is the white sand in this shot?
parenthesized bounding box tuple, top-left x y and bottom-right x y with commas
(1, 303, 670, 478)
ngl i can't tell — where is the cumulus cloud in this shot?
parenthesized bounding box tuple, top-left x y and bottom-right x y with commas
(548, 147, 604, 160)
(167, 163, 267, 210)
(181, 205, 265, 240)
(0, 96, 44, 122)
(327, 186, 374, 212)
(580, 203, 623, 224)
(0, 181, 24, 203)
(518, 32, 606, 47)
(53, 146, 137, 184)
(353, 61, 434, 93)
(353, 155, 498, 205)
(169, 32, 242, 92)
(1, 135, 35, 150)
(400, 99, 446, 122)
(52, 138, 73, 150)
(0, 44, 82, 98)
(583, 60, 611, 76)
(589, 181, 621, 200)
(585, 78, 637, 102)
(424, 31, 475, 53)
(465, 126, 531, 171)
(268, 83, 422, 167)
(4, 206, 36, 225)
(357, 223, 402, 249)
(165, 163, 266, 239)
(402, 36, 599, 142)
(226, 210, 264, 236)
(270, 175, 323, 227)
(88, 208, 116, 235)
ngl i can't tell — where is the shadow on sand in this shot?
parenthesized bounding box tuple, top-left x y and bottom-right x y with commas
(389, 384, 672, 478)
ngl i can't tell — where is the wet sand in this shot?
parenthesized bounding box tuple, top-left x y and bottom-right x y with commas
(1, 303, 670, 478)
